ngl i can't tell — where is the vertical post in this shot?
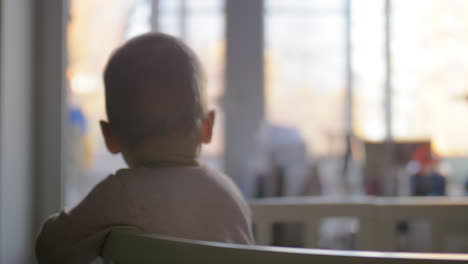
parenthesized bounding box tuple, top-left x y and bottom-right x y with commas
(431, 220, 445, 252)
(384, 0, 392, 141)
(255, 220, 273, 245)
(341, 0, 353, 195)
(383, 0, 395, 196)
(0, 0, 3, 260)
(34, 0, 68, 230)
(377, 219, 399, 251)
(357, 214, 378, 250)
(224, 0, 264, 197)
(344, 1, 353, 123)
(304, 219, 320, 248)
(179, 0, 187, 40)
(150, 0, 159, 32)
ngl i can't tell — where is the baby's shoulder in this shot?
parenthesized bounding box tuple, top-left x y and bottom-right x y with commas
(83, 168, 137, 198)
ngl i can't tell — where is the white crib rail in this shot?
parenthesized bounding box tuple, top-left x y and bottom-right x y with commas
(250, 196, 468, 252)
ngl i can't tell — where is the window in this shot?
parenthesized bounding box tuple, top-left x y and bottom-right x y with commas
(158, 0, 225, 170)
(65, 0, 225, 206)
(262, 0, 348, 196)
(352, 0, 468, 195)
(65, 0, 151, 206)
(352, 0, 386, 142)
(265, 0, 346, 155)
(64, 0, 468, 205)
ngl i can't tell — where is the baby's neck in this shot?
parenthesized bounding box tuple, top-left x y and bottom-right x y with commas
(139, 158, 199, 168)
(122, 139, 200, 169)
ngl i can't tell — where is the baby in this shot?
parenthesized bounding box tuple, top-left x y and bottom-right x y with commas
(36, 33, 254, 264)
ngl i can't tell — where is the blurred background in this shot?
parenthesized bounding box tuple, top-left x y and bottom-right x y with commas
(65, 0, 468, 207)
(3, 0, 468, 262)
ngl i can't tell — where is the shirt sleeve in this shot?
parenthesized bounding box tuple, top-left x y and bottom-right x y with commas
(233, 198, 256, 245)
(35, 173, 140, 264)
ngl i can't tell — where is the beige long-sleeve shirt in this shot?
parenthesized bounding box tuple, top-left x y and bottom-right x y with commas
(36, 165, 254, 264)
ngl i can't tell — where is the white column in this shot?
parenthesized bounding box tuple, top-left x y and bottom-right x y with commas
(0, 0, 35, 263)
(224, 0, 265, 197)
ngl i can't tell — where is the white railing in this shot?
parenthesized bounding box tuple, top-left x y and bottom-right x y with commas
(250, 197, 468, 252)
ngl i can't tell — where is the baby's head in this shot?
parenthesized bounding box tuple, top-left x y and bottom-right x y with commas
(101, 33, 214, 167)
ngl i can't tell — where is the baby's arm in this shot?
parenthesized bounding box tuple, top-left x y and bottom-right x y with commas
(35, 173, 139, 264)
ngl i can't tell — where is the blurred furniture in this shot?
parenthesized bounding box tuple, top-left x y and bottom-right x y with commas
(101, 231, 468, 264)
(251, 196, 468, 252)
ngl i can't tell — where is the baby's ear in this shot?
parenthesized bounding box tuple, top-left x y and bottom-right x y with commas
(100, 120, 122, 154)
(200, 110, 215, 144)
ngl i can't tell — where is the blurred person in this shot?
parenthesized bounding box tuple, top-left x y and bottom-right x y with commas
(253, 123, 309, 197)
(409, 143, 446, 196)
(36, 33, 254, 264)
(427, 163, 446, 196)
